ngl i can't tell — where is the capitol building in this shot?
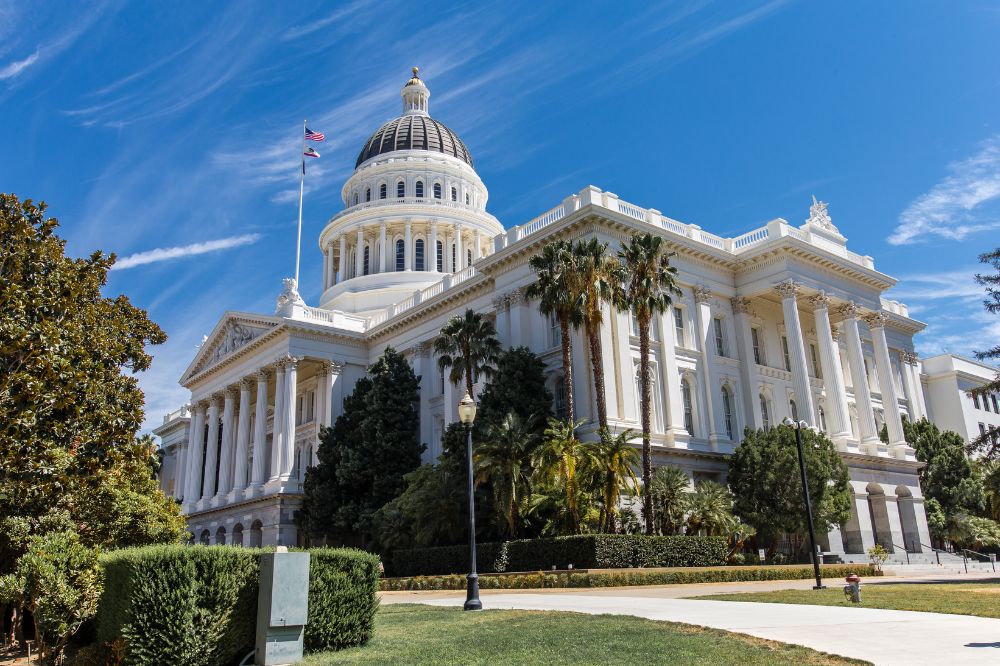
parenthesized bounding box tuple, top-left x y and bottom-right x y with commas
(153, 69, 994, 560)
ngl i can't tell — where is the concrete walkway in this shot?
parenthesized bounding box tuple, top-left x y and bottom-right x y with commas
(414, 586, 1000, 665)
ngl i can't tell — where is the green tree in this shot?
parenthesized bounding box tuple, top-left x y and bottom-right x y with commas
(587, 427, 640, 533)
(374, 464, 466, 549)
(685, 481, 736, 536)
(649, 466, 690, 535)
(475, 413, 540, 537)
(616, 232, 682, 534)
(728, 426, 852, 554)
(527, 241, 583, 426)
(530, 418, 592, 534)
(971, 247, 1000, 457)
(434, 309, 501, 400)
(476, 346, 552, 435)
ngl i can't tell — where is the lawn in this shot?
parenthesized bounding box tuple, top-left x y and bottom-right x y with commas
(691, 581, 1000, 619)
(303, 604, 867, 665)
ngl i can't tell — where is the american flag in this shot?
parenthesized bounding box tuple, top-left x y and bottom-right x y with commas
(303, 147, 321, 159)
(305, 127, 325, 142)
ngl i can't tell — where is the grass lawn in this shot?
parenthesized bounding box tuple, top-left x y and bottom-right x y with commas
(692, 581, 1000, 619)
(302, 604, 867, 665)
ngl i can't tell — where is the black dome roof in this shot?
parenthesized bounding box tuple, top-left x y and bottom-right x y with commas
(355, 114, 473, 168)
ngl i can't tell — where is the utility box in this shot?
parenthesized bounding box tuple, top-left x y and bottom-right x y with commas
(256, 549, 310, 665)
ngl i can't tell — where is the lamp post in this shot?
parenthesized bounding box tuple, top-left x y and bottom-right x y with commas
(458, 391, 482, 611)
(783, 417, 825, 590)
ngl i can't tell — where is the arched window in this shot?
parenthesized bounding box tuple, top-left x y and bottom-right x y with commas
(451, 243, 456, 272)
(682, 378, 694, 435)
(760, 394, 770, 430)
(451, 186, 457, 202)
(436, 240, 443, 272)
(790, 399, 798, 421)
(433, 183, 442, 199)
(395, 239, 405, 271)
(467, 249, 472, 267)
(465, 192, 470, 205)
(415, 180, 424, 198)
(722, 386, 735, 440)
(363, 245, 370, 275)
(365, 187, 371, 202)
(352, 192, 359, 206)
(415, 239, 425, 271)
(379, 183, 387, 199)
(397, 180, 405, 198)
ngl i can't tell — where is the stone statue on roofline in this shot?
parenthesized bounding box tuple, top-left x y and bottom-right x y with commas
(275, 277, 305, 316)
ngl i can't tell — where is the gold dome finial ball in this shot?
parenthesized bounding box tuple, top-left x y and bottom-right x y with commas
(412, 66, 419, 78)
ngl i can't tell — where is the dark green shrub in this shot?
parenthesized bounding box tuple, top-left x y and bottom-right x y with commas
(389, 542, 503, 577)
(304, 548, 380, 652)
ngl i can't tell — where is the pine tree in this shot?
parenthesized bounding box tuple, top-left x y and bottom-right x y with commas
(971, 248, 1000, 457)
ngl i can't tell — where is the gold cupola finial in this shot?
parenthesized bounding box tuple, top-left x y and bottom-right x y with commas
(412, 66, 419, 78)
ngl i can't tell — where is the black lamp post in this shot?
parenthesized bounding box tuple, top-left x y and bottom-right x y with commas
(783, 417, 825, 590)
(459, 391, 482, 611)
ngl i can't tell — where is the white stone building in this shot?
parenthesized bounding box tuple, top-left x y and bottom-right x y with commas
(922, 354, 1000, 446)
(156, 69, 967, 558)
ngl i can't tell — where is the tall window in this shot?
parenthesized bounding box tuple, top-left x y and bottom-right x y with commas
(673, 307, 685, 346)
(751, 328, 764, 365)
(973, 393, 981, 409)
(790, 399, 798, 421)
(395, 239, 405, 271)
(984, 395, 991, 413)
(781, 336, 791, 372)
(467, 249, 472, 268)
(554, 377, 566, 418)
(451, 186, 457, 201)
(415, 180, 424, 198)
(433, 183, 442, 199)
(722, 387, 735, 440)
(436, 240, 443, 272)
(549, 314, 560, 348)
(352, 192, 359, 206)
(760, 394, 770, 430)
(451, 244, 456, 272)
(993, 395, 999, 412)
(396, 180, 405, 198)
(440, 367, 445, 395)
(415, 239, 425, 271)
(365, 187, 371, 202)
(363, 245, 369, 275)
(682, 378, 694, 435)
(379, 183, 387, 199)
(465, 192, 470, 205)
(713, 318, 726, 356)
(819, 405, 827, 431)
(982, 423, 990, 437)
(810, 344, 822, 379)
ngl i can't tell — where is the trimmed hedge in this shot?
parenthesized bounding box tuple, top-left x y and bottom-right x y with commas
(390, 535, 728, 577)
(94, 545, 380, 666)
(381, 564, 883, 591)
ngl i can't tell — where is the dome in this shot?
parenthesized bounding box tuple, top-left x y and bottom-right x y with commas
(354, 68, 474, 168)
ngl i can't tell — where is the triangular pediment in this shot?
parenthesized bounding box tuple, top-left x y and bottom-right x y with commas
(180, 312, 279, 384)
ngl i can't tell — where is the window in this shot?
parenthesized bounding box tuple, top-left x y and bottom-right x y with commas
(673, 308, 685, 346)
(790, 399, 798, 421)
(979, 423, 987, 437)
(307, 391, 315, 422)
(379, 183, 387, 199)
(415, 180, 424, 198)
(365, 187, 371, 202)
(985, 395, 991, 413)
(760, 394, 770, 430)
(362, 245, 369, 275)
(465, 192, 470, 205)
(436, 240, 443, 272)
(467, 249, 472, 267)
(451, 244, 456, 272)
(415, 239, 425, 271)
(722, 387, 735, 440)
(973, 393, 981, 409)
(781, 336, 791, 372)
(713, 318, 726, 356)
(682, 378, 694, 435)
(394, 239, 404, 272)
(352, 192, 359, 206)
(810, 344, 822, 379)
(451, 186, 457, 201)
(819, 405, 827, 432)
(397, 180, 405, 198)
(433, 183, 442, 199)
(440, 367, 445, 395)
(993, 395, 999, 412)
(751, 328, 764, 365)
(549, 313, 560, 348)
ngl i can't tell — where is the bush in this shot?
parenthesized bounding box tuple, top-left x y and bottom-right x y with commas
(304, 548, 380, 652)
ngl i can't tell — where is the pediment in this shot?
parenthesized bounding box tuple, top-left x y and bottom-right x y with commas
(180, 312, 279, 384)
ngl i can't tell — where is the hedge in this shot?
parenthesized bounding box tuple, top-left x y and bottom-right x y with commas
(381, 564, 883, 591)
(389, 535, 728, 577)
(94, 545, 379, 666)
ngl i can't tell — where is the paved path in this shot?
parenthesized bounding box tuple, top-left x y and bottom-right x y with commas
(416, 590, 1000, 665)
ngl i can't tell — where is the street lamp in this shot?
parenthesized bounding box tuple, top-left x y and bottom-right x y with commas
(458, 391, 482, 611)
(782, 417, 826, 590)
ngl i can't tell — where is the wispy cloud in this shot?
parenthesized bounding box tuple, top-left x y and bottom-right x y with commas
(885, 268, 983, 301)
(0, 47, 38, 80)
(112, 234, 262, 270)
(281, 0, 371, 41)
(889, 135, 1000, 245)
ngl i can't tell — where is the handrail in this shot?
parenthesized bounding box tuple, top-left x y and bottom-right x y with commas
(891, 543, 910, 565)
(962, 548, 996, 573)
(919, 541, 949, 566)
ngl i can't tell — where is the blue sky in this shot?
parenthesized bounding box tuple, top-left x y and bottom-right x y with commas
(2, 1, 999, 430)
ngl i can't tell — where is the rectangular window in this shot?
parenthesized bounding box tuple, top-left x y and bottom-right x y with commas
(714, 318, 725, 356)
(973, 393, 981, 409)
(810, 344, 822, 379)
(981, 423, 989, 437)
(993, 395, 999, 413)
(550, 314, 560, 349)
(751, 328, 763, 365)
(631, 313, 639, 337)
(781, 336, 791, 372)
(673, 308, 684, 346)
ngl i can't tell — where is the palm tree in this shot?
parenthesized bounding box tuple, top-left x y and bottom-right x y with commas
(685, 480, 736, 536)
(475, 412, 539, 537)
(649, 466, 690, 535)
(617, 232, 682, 534)
(587, 427, 640, 532)
(434, 309, 502, 400)
(531, 417, 590, 534)
(570, 238, 622, 430)
(526, 241, 583, 426)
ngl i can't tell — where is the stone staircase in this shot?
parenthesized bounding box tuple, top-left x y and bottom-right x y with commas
(838, 549, 998, 576)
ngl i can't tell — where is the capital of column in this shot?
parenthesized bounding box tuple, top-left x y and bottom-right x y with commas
(224, 386, 238, 400)
(317, 359, 344, 376)
(239, 377, 255, 391)
(899, 350, 919, 366)
(862, 311, 888, 329)
(208, 392, 223, 407)
(255, 367, 271, 382)
(774, 279, 799, 300)
(809, 290, 831, 310)
(508, 287, 528, 306)
(491, 294, 509, 311)
(830, 325, 841, 341)
(694, 285, 712, 303)
(837, 301, 861, 320)
(730, 296, 752, 314)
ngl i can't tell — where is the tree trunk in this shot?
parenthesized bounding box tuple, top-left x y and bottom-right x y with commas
(465, 366, 475, 401)
(559, 318, 575, 427)
(639, 318, 653, 535)
(586, 320, 608, 430)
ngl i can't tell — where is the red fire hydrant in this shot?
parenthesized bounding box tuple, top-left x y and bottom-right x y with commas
(843, 574, 861, 603)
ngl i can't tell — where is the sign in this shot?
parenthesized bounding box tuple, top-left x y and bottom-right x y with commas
(758, 548, 766, 562)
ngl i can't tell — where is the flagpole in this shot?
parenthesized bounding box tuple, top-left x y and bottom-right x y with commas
(295, 118, 306, 287)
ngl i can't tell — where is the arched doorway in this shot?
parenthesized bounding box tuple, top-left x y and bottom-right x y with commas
(215, 526, 226, 545)
(895, 486, 922, 553)
(866, 483, 894, 552)
(232, 523, 244, 547)
(248, 520, 263, 548)
(199, 529, 210, 545)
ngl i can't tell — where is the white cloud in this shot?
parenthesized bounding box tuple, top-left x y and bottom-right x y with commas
(885, 268, 983, 301)
(112, 234, 262, 270)
(889, 136, 1000, 245)
(0, 47, 38, 80)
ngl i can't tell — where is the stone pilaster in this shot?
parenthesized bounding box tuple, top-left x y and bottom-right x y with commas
(810, 292, 851, 443)
(775, 280, 816, 426)
(839, 302, 881, 450)
(864, 312, 908, 453)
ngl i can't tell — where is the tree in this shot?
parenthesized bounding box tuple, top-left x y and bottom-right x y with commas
(476, 346, 552, 435)
(530, 418, 591, 534)
(298, 348, 423, 545)
(971, 247, 1000, 457)
(728, 426, 852, 554)
(475, 413, 540, 537)
(616, 232, 682, 534)
(570, 238, 622, 430)
(649, 466, 690, 535)
(527, 241, 582, 426)
(685, 481, 736, 536)
(374, 464, 466, 550)
(434, 309, 501, 400)
(587, 427, 639, 533)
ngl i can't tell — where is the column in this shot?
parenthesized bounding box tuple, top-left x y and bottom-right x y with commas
(281, 357, 299, 478)
(730, 297, 762, 430)
(474, 228, 482, 261)
(251, 369, 269, 489)
(659, 305, 686, 441)
(413, 345, 433, 461)
(232, 378, 252, 495)
(866, 312, 907, 449)
(839, 303, 880, 448)
(774, 280, 816, 426)
(379, 223, 387, 273)
(693, 286, 718, 444)
(899, 351, 924, 421)
(354, 227, 364, 277)
(269, 362, 286, 483)
(184, 402, 206, 508)
(338, 235, 346, 283)
(454, 224, 463, 271)
(175, 409, 194, 500)
(201, 395, 220, 502)
(810, 293, 851, 441)
(326, 242, 335, 288)
(404, 220, 413, 271)
(508, 289, 526, 347)
(214, 388, 236, 502)
(600, 302, 623, 420)
(614, 309, 638, 422)
(429, 222, 438, 272)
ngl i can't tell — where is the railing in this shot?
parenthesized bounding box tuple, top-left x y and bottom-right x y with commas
(732, 226, 769, 250)
(962, 548, 996, 573)
(515, 203, 567, 241)
(326, 196, 475, 225)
